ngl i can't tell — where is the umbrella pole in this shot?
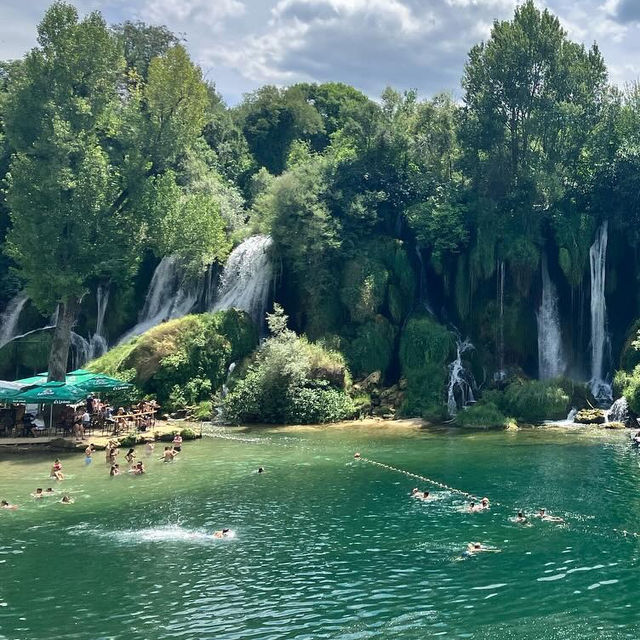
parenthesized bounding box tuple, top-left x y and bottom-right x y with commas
(50, 404, 53, 430)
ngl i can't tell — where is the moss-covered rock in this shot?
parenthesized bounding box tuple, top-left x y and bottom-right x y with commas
(88, 309, 258, 409)
(398, 314, 453, 420)
(340, 257, 389, 323)
(455, 401, 511, 428)
(574, 408, 606, 424)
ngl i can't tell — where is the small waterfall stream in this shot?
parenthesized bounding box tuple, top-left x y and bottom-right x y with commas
(118, 256, 201, 343)
(89, 285, 110, 359)
(447, 336, 475, 417)
(537, 258, 565, 379)
(211, 235, 274, 325)
(589, 221, 611, 401)
(0, 293, 29, 348)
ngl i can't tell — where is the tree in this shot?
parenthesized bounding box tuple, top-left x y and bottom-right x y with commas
(3, 4, 213, 380)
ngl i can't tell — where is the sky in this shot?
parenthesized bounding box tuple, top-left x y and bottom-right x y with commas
(1, 0, 640, 105)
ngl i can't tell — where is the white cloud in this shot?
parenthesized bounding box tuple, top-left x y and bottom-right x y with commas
(141, 0, 245, 28)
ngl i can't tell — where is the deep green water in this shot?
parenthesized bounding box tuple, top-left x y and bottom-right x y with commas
(1, 423, 640, 639)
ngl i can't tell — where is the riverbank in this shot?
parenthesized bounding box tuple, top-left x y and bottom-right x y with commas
(0, 419, 202, 453)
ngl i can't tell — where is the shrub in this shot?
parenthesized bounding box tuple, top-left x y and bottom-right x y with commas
(486, 379, 571, 423)
(180, 427, 198, 440)
(615, 366, 640, 415)
(342, 315, 396, 378)
(88, 309, 258, 410)
(455, 402, 511, 428)
(398, 314, 453, 419)
(223, 305, 355, 424)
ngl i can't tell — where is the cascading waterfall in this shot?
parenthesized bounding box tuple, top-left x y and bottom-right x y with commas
(589, 221, 612, 402)
(447, 336, 475, 417)
(118, 256, 201, 343)
(211, 235, 274, 325)
(89, 285, 110, 359)
(496, 260, 506, 379)
(0, 293, 28, 348)
(537, 258, 566, 379)
(70, 332, 91, 370)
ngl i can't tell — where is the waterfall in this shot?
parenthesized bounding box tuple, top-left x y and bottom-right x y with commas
(89, 285, 110, 359)
(537, 258, 565, 379)
(414, 247, 433, 314)
(496, 260, 506, 379)
(589, 221, 611, 401)
(70, 332, 91, 370)
(447, 336, 475, 417)
(118, 256, 201, 343)
(211, 235, 274, 325)
(0, 293, 28, 348)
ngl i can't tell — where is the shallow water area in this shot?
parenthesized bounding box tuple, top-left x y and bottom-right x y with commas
(0, 423, 639, 639)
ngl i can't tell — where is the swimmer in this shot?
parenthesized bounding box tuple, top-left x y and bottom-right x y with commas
(257, 467, 264, 474)
(536, 508, 565, 523)
(50, 459, 64, 481)
(463, 542, 500, 556)
(1, 500, 18, 510)
(31, 488, 44, 499)
(172, 433, 183, 453)
(110, 464, 120, 477)
(161, 446, 176, 463)
(145, 441, 155, 456)
(60, 495, 74, 504)
(44, 487, 55, 496)
(513, 511, 528, 524)
(411, 488, 420, 496)
(132, 461, 145, 475)
(417, 491, 432, 501)
(213, 528, 233, 539)
(125, 448, 136, 466)
(354, 452, 361, 459)
(85, 443, 95, 465)
(481, 497, 490, 509)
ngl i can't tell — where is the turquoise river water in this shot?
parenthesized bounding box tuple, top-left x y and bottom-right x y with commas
(1, 422, 640, 639)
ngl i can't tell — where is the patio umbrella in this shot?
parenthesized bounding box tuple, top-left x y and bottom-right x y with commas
(13, 370, 132, 393)
(12, 381, 88, 430)
(0, 387, 20, 401)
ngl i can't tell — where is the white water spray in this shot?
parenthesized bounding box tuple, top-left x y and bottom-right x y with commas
(537, 258, 565, 379)
(0, 293, 28, 348)
(211, 235, 274, 325)
(89, 285, 110, 359)
(118, 256, 200, 343)
(589, 221, 611, 402)
(447, 337, 475, 417)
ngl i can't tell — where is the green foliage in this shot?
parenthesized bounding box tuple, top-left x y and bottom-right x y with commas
(455, 402, 511, 428)
(223, 305, 354, 424)
(486, 379, 571, 423)
(399, 315, 453, 419)
(342, 316, 396, 379)
(615, 367, 640, 415)
(88, 310, 257, 410)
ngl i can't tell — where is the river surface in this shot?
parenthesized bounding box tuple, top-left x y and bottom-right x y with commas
(0, 423, 639, 639)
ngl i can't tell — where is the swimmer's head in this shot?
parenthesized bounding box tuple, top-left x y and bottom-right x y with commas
(539, 508, 545, 515)
(1, 500, 8, 506)
(481, 498, 489, 506)
(258, 467, 264, 473)
(222, 528, 230, 534)
(517, 511, 523, 518)
(423, 491, 429, 498)
(411, 488, 418, 494)
(36, 488, 42, 493)
(46, 488, 53, 492)
(470, 502, 475, 508)
(354, 452, 361, 458)
(473, 543, 481, 549)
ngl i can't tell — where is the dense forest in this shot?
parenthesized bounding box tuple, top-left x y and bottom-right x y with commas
(3, 0, 640, 425)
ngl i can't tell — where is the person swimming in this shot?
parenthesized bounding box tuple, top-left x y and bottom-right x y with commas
(125, 448, 136, 466)
(50, 459, 64, 481)
(45, 487, 55, 495)
(110, 464, 120, 477)
(161, 446, 176, 463)
(417, 491, 431, 501)
(213, 528, 233, 539)
(411, 487, 419, 496)
(257, 467, 264, 474)
(354, 452, 361, 459)
(536, 508, 565, 523)
(462, 542, 500, 557)
(60, 495, 74, 504)
(1, 500, 18, 510)
(481, 497, 490, 509)
(514, 511, 528, 523)
(31, 488, 44, 499)
(132, 461, 145, 475)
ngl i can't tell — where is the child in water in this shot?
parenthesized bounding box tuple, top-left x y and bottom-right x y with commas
(131, 461, 145, 475)
(31, 488, 44, 499)
(110, 464, 120, 477)
(60, 495, 74, 504)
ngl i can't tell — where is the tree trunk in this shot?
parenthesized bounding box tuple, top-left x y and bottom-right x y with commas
(47, 299, 80, 382)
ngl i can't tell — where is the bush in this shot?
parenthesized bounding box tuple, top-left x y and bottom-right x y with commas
(88, 309, 258, 410)
(486, 379, 570, 423)
(455, 402, 511, 428)
(615, 366, 640, 415)
(180, 427, 198, 440)
(342, 315, 396, 378)
(223, 305, 355, 424)
(398, 314, 453, 419)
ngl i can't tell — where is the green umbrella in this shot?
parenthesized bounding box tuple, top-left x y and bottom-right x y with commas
(13, 370, 132, 393)
(0, 387, 20, 401)
(14, 381, 87, 404)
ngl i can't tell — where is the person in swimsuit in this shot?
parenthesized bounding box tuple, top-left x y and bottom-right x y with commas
(31, 488, 44, 499)
(411, 488, 419, 496)
(132, 461, 145, 475)
(172, 433, 183, 453)
(161, 446, 176, 463)
(481, 497, 490, 509)
(536, 508, 565, 523)
(85, 444, 95, 465)
(50, 459, 64, 481)
(514, 511, 528, 523)
(44, 488, 55, 496)
(213, 528, 232, 539)
(125, 448, 136, 467)
(1, 500, 18, 510)
(462, 542, 499, 557)
(60, 495, 74, 504)
(354, 453, 361, 459)
(110, 464, 120, 477)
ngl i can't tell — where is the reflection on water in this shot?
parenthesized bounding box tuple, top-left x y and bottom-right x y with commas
(0, 424, 639, 639)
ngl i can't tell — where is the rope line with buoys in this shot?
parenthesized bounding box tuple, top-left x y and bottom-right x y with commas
(356, 456, 484, 502)
(354, 454, 640, 539)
